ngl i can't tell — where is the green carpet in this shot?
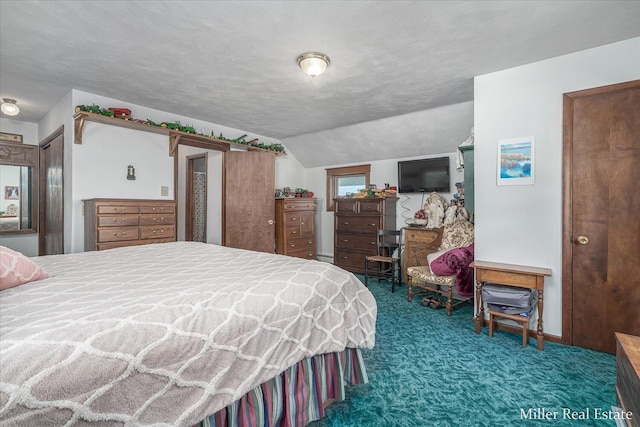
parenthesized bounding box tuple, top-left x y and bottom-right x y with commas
(311, 278, 618, 427)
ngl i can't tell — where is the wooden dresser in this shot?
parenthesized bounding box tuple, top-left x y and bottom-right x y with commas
(402, 226, 443, 283)
(334, 197, 397, 274)
(84, 198, 176, 251)
(275, 198, 317, 260)
(616, 333, 640, 426)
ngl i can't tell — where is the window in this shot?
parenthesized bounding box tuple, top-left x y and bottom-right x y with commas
(325, 164, 370, 211)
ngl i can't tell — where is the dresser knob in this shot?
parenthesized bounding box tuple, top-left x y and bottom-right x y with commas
(291, 216, 296, 221)
(292, 230, 297, 234)
(290, 243, 295, 247)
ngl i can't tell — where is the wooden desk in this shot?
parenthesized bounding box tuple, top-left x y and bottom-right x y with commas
(471, 260, 551, 350)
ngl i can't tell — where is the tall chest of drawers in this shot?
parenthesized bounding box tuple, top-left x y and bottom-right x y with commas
(275, 198, 317, 260)
(84, 198, 176, 251)
(334, 197, 397, 274)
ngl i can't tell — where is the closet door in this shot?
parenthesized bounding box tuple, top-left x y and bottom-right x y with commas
(223, 151, 275, 253)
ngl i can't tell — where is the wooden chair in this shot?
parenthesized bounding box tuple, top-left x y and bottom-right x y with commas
(364, 229, 402, 292)
(406, 220, 474, 315)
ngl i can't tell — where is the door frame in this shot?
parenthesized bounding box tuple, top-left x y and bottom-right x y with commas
(38, 125, 64, 256)
(185, 153, 208, 242)
(561, 80, 640, 346)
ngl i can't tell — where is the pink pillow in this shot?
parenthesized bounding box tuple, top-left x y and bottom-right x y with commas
(0, 246, 49, 290)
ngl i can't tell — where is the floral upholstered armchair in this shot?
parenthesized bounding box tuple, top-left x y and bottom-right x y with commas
(407, 219, 475, 316)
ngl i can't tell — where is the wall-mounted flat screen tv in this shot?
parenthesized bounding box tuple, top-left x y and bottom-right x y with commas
(398, 157, 450, 193)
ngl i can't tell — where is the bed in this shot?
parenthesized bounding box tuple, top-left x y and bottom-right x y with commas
(0, 242, 377, 426)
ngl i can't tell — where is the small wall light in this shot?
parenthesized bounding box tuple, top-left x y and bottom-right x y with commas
(127, 165, 136, 180)
(297, 52, 330, 78)
(1, 98, 20, 116)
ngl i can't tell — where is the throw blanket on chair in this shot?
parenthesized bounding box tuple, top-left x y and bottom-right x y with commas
(429, 243, 475, 297)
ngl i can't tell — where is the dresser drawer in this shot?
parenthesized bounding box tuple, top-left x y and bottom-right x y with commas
(334, 249, 367, 273)
(285, 224, 303, 238)
(286, 237, 315, 251)
(336, 216, 381, 233)
(140, 214, 175, 226)
(335, 233, 377, 250)
(335, 199, 358, 214)
(283, 212, 302, 224)
(98, 215, 139, 227)
(288, 246, 317, 260)
(140, 204, 175, 214)
(358, 199, 383, 214)
(282, 200, 317, 212)
(404, 228, 441, 245)
(98, 205, 138, 215)
(140, 225, 175, 240)
(98, 226, 139, 242)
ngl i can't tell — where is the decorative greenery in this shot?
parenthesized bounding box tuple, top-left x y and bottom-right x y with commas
(77, 104, 286, 154)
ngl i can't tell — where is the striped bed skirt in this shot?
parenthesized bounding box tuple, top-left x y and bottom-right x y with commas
(195, 348, 368, 427)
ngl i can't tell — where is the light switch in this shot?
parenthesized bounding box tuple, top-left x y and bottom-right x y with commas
(161, 186, 169, 196)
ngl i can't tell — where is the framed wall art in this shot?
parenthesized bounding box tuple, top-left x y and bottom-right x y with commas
(5, 185, 19, 199)
(0, 132, 23, 143)
(497, 136, 535, 186)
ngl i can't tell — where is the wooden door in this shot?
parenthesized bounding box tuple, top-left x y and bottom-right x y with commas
(223, 151, 275, 253)
(39, 126, 64, 255)
(563, 80, 640, 354)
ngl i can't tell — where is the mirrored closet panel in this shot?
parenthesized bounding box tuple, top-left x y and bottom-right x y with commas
(0, 141, 38, 234)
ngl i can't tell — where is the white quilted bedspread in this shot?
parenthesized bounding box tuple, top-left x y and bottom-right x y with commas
(0, 242, 377, 426)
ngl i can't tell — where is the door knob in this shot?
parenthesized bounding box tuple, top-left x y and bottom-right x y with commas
(574, 235, 589, 245)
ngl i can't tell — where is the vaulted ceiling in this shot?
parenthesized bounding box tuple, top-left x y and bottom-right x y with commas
(1, 1, 639, 166)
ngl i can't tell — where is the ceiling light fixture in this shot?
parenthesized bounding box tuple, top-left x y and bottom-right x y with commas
(1, 98, 20, 116)
(297, 52, 330, 78)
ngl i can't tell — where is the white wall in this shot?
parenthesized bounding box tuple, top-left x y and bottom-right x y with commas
(0, 118, 40, 255)
(275, 152, 305, 190)
(304, 152, 464, 260)
(474, 37, 640, 337)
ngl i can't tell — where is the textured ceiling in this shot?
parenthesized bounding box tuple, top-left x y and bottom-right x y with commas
(1, 1, 639, 166)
